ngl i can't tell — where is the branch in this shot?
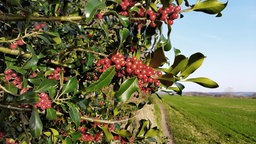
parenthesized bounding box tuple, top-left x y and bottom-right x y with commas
(81, 116, 135, 124)
(0, 84, 19, 96)
(0, 14, 87, 22)
(0, 104, 31, 111)
(0, 47, 32, 58)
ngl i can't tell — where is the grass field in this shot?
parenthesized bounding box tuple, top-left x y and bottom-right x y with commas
(161, 95, 256, 144)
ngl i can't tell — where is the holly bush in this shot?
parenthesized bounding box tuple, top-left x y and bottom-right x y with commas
(0, 0, 227, 143)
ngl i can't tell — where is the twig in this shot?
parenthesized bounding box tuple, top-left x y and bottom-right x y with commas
(0, 14, 87, 22)
(0, 84, 19, 96)
(0, 104, 31, 111)
(0, 47, 32, 58)
(81, 115, 135, 124)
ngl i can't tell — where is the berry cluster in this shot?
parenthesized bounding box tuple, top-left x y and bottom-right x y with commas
(4, 69, 23, 89)
(9, 39, 24, 50)
(96, 53, 162, 93)
(33, 92, 52, 110)
(119, 0, 135, 16)
(34, 22, 46, 31)
(78, 127, 102, 142)
(47, 67, 62, 80)
(117, 0, 181, 28)
(146, 4, 181, 27)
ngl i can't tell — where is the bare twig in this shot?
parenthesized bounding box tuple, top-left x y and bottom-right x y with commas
(0, 104, 31, 111)
(81, 116, 135, 124)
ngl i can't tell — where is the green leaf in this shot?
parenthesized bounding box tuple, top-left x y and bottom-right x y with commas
(84, 0, 105, 23)
(29, 108, 43, 138)
(164, 39, 172, 51)
(157, 73, 174, 87)
(169, 55, 188, 75)
(192, 0, 228, 15)
(5, 82, 18, 94)
(115, 129, 132, 137)
(23, 45, 38, 69)
(99, 125, 113, 142)
(160, 0, 171, 8)
(71, 131, 82, 141)
(49, 128, 59, 144)
(174, 82, 185, 95)
(60, 76, 78, 96)
(37, 35, 51, 45)
(87, 66, 115, 92)
(36, 79, 57, 93)
(46, 108, 57, 120)
(17, 91, 40, 104)
(186, 77, 219, 88)
(176, 0, 183, 5)
(107, 0, 122, 4)
(52, 36, 62, 44)
(67, 102, 80, 127)
(180, 52, 205, 79)
(149, 48, 167, 68)
(137, 120, 149, 138)
(117, 14, 129, 27)
(145, 127, 160, 138)
(115, 77, 139, 102)
(119, 28, 129, 43)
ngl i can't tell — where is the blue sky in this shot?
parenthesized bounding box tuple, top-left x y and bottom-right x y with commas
(165, 1, 256, 92)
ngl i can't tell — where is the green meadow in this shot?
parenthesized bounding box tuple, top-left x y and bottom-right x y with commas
(161, 95, 256, 144)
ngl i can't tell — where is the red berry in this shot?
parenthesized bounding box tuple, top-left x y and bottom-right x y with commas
(34, 24, 41, 31)
(40, 23, 46, 28)
(10, 43, 18, 49)
(150, 22, 156, 27)
(174, 6, 181, 13)
(171, 13, 179, 19)
(16, 39, 24, 46)
(96, 13, 103, 19)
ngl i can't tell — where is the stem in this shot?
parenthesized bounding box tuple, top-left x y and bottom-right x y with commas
(0, 14, 87, 22)
(0, 47, 32, 58)
(0, 84, 19, 96)
(0, 104, 31, 111)
(72, 48, 108, 57)
(81, 116, 135, 124)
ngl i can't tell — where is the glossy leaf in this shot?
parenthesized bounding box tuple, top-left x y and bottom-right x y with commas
(176, 0, 183, 5)
(115, 77, 139, 102)
(160, 0, 170, 7)
(192, 0, 228, 15)
(174, 82, 185, 95)
(67, 102, 80, 127)
(145, 127, 160, 138)
(157, 73, 174, 87)
(117, 14, 129, 27)
(36, 79, 57, 93)
(29, 108, 43, 138)
(169, 55, 188, 75)
(180, 52, 205, 79)
(119, 28, 129, 43)
(137, 119, 149, 138)
(84, 0, 105, 23)
(164, 39, 172, 51)
(60, 76, 78, 96)
(115, 129, 132, 137)
(46, 108, 57, 120)
(50, 128, 59, 144)
(23, 45, 38, 69)
(99, 125, 114, 142)
(87, 66, 115, 92)
(52, 36, 62, 44)
(149, 48, 167, 68)
(17, 91, 39, 104)
(186, 77, 219, 88)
